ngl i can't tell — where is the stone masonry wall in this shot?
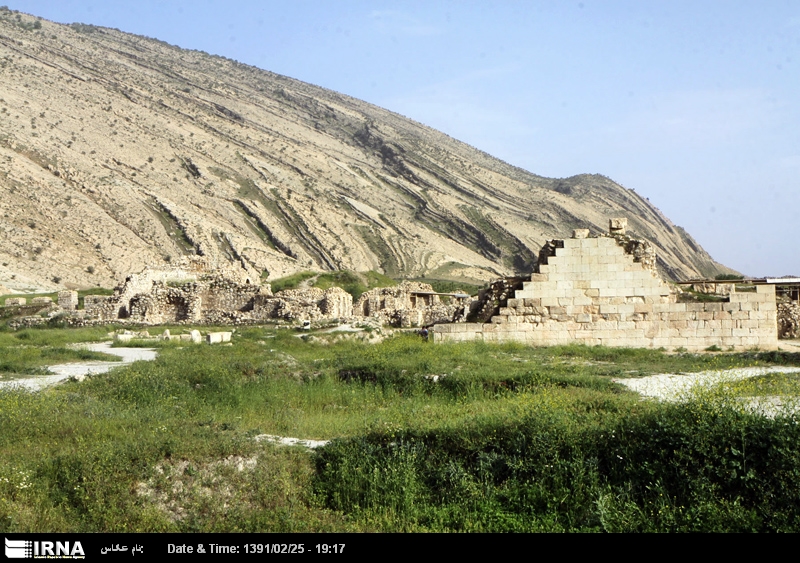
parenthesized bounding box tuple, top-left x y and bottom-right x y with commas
(778, 301, 800, 340)
(434, 230, 778, 351)
(58, 291, 78, 311)
(355, 281, 473, 327)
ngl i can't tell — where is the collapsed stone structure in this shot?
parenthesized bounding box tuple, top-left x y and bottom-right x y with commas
(778, 301, 800, 340)
(434, 220, 779, 351)
(354, 281, 473, 327)
(79, 260, 353, 325)
(33, 258, 467, 327)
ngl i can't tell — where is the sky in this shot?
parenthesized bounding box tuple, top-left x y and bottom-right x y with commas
(6, 1, 800, 277)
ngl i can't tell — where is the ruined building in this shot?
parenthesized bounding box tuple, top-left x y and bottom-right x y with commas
(354, 281, 473, 327)
(24, 258, 469, 327)
(434, 220, 779, 351)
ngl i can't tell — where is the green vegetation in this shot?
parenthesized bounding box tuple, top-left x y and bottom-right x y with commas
(1, 288, 115, 311)
(716, 274, 745, 281)
(405, 278, 484, 296)
(314, 271, 394, 301)
(676, 288, 728, 303)
(268, 271, 317, 293)
(0, 327, 122, 377)
(1, 325, 799, 532)
(268, 270, 395, 300)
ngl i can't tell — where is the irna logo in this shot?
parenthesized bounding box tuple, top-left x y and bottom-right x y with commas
(4, 539, 85, 559)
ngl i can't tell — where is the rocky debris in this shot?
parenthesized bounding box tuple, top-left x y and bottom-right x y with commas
(610, 234, 658, 276)
(4, 297, 26, 306)
(690, 282, 736, 295)
(779, 301, 800, 339)
(613, 366, 800, 402)
(253, 435, 330, 449)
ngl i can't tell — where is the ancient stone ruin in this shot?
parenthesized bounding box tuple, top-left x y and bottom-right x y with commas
(434, 220, 780, 351)
(354, 281, 473, 328)
(8, 257, 470, 328)
(2, 221, 792, 348)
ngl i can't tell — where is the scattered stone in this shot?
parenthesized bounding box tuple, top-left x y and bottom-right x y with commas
(207, 331, 232, 344)
(253, 434, 329, 449)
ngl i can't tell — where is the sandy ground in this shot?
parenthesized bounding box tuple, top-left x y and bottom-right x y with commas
(0, 342, 157, 392)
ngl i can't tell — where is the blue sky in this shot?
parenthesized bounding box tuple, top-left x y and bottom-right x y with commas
(7, 1, 800, 276)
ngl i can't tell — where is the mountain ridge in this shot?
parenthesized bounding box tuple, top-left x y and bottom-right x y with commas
(0, 8, 735, 292)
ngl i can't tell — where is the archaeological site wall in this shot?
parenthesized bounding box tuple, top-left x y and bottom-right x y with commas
(434, 223, 778, 351)
(355, 281, 474, 328)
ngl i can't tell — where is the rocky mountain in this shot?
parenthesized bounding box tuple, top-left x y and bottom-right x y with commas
(0, 9, 734, 293)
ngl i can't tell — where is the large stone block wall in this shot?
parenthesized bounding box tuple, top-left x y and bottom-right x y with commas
(434, 233, 778, 351)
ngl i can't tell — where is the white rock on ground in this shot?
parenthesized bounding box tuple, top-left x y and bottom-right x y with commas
(253, 434, 330, 449)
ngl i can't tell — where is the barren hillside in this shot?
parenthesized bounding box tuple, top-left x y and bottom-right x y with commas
(0, 9, 733, 292)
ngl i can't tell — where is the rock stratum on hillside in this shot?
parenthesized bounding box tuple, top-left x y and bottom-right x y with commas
(0, 9, 734, 292)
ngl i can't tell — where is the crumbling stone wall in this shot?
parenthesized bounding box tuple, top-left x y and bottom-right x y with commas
(58, 291, 78, 311)
(355, 281, 474, 327)
(690, 282, 736, 295)
(435, 222, 778, 352)
(778, 301, 800, 339)
(4, 297, 26, 306)
(251, 287, 352, 321)
(469, 277, 526, 324)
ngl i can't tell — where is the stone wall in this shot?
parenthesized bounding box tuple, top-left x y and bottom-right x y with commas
(4, 297, 26, 306)
(355, 281, 474, 327)
(58, 290, 78, 310)
(434, 226, 778, 351)
(778, 301, 800, 340)
(251, 287, 352, 321)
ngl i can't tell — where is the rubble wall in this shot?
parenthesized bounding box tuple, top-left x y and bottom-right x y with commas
(435, 234, 778, 351)
(779, 301, 800, 339)
(355, 281, 473, 327)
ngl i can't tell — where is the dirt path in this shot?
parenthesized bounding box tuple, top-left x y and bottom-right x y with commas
(0, 342, 157, 392)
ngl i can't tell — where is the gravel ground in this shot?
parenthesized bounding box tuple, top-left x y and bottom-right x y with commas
(613, 366, 800, 417)
(0, 342, 157, 392)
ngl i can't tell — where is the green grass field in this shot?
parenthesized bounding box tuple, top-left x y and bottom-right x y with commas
(1, 324, 799, 532)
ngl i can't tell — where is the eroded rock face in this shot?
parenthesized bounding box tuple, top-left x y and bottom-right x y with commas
(0, 13, 733, 293)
